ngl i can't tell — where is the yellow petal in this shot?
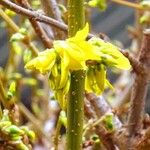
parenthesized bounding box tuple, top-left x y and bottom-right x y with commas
(95, 65, 106, 92)
(86, 67, 102, 95)
(68, 23, 89, 42)
(25, 49, 56, 74)
(54, 40, 86, 70)
(85, 76, 93, 93)
(105, 79, 114, 90)
(73, 41, 102, 60)
(55, 90, 64, 109)
(89, 38, 131, 70)
(59, 51, 70, 89)
(54, 40, 84, 61)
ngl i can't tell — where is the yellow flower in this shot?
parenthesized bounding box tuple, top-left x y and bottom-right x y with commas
(25, 23, 131, 103)
(89, 38, 131, 70)
(85, 65, 113, 95)
(25, 49, 57, 74)
(54, 23, 102, 71)
(54, 41, 86, 70)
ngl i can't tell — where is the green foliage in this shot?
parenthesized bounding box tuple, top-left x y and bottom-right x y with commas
(101, 113, 114, 131)
(23, 49, 32, 64)
(10, 28, 27, 42)
(5, 9, 16, 17)
(7, 81, 16, 100)
(140, 11, 150, 24)
(60, 111, 67, 128)
(88, 0, 107, 11)
(0, 110, 35, 150)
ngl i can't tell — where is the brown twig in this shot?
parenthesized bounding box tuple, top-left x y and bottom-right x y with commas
(113, 81, 132, 109)
(86, 93, 112, 116)
(16, 0, 53, 48)
(0, 0, 68, 31)
(85, 93, 122, 129)
(0, 79, 7, 108)
(41, 0, 65, 39)
(135, 0, 143, 50)
(111, 0, 149, 11)
(84, 99, 96, 120)
(127, 30, 150, 137)
(84, 95, 118, 150)
(41, 0, 60, 20)
(0, 0, 96, 38)
(0, 8, 38, 56)
(95, 125, 116, 150)
(135, 127, 150, 149)
(121, 50, 145, 74)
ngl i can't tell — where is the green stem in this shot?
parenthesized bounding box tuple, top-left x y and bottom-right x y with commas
(54, 115, 62, 150)
(67, 71, 85, 150)
(0, 78, 7, 108)
(67, 0, 85, 37)
(67, 1, 85, 149)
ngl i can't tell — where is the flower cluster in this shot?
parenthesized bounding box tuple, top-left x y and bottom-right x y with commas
(25, 23, 131, 109)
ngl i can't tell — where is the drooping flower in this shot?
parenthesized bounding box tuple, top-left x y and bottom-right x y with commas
(25, 23, 131, 108)
(89, 37, 131, 70)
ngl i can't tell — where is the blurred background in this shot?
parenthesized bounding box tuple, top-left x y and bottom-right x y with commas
(90, 3, 134, 47)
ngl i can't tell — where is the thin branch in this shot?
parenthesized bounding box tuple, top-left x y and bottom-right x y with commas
(0, 8, 38, 56)
(42, 0, 63, 23)
(0, 0, 96, 37)
(84, 96, 118, 150)
(95, 124, 116, 150)
(18, 102, 50, 140)
(0, 78, 7, 108)
(113, 81, 132, 109)
(111, 0, 149, 11)
(16, 0, 53, 48)
(0, 0, 68, 31)
(127, 29, 150, 136)
(41, 0, 65, 39)
(121, 50, 146, 74)
(86, 93, 111, 116)
(135, 127, 150, 149)
(0, 7, 19, 31)
(85, 93, 122, 129)
(53, 114, 62, 150)
(84, 99, 96, 120)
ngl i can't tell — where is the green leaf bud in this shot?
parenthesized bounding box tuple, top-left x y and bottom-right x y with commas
(7, 81, 16, 100)
(3, 125, 24, 135)
(15, 142, 29, 150)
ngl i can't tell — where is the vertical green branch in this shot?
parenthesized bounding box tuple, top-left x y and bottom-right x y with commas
(67, 0, 85, 150)
(67, 0, 85, 37)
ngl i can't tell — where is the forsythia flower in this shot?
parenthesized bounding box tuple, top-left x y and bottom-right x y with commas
(25, 49, 57, 74)
(89, 37, 131, 70)
(25, 23, 131, 108)
(53, 23, 102, 70)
